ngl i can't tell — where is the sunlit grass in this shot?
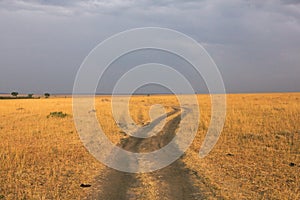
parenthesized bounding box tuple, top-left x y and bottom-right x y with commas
(0, 93, 299, 199)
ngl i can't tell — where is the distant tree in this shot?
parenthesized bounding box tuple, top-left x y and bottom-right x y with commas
(28, 93, 34, 98)
(11, 91, 18, 97)
(44, 93, 50, 98)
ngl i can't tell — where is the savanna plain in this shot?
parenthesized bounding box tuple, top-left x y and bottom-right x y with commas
(0, 93, 299, 199)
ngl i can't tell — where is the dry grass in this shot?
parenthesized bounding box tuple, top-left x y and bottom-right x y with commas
(186, 93, 300, 199)
(0, 93, 299, 199)
(0, 98, 103, 199)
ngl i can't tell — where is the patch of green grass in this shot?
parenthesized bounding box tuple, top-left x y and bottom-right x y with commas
(47, 111, 68, 118)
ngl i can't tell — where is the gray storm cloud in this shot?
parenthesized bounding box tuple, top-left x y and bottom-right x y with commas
(0, 0, 299, 94)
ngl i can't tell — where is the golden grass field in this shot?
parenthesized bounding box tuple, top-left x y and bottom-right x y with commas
(0, 93, 299, 199)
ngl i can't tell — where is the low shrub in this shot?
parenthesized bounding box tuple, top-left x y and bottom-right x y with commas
(47, 111, 68, 118)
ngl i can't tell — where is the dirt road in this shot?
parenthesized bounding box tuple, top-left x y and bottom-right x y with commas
(85, 107, 221, 200)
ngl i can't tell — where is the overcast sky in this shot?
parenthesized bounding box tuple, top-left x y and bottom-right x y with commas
(0, 0, 299, 94)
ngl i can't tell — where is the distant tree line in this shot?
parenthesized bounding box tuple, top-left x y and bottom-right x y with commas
(0, 91, 50, 99)
(0, 92, 51, 99)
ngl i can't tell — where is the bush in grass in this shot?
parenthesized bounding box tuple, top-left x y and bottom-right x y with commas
(47, 111, 68, 118)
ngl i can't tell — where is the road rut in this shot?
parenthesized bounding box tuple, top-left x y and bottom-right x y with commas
(85, 107, 220, 200)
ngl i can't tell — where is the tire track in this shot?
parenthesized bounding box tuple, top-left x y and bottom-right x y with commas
(85, 107, 218, 199)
